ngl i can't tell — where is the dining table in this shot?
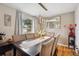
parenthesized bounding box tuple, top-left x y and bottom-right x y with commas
(13, 36, 54, 56)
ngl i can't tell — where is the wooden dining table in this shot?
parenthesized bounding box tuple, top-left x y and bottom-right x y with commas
(13, 36, 54, 56)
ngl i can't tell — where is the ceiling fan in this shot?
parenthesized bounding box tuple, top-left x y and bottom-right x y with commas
(38, 3, 48, 11)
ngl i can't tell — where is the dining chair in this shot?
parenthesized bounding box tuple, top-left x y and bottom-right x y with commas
(12, 34, 26, 42)
(51, 34, 60, 56)
(34, 33, 40, 38)
(11, 34, 27, 56)
(40, 38, 54, 56)
(25, 33, 35, 40)
(46, 32, 53, 36)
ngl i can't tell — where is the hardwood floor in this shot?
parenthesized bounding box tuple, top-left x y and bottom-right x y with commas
(56, 45, 75, 56)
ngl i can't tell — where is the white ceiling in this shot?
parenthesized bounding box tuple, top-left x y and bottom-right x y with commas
(2, 3, 79, 17)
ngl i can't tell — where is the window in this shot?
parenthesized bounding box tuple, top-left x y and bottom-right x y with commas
(22, 19, 33, 34)
(46, 17, 61, 29)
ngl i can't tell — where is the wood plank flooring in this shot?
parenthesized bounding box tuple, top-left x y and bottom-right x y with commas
(56, 45, 75, 56)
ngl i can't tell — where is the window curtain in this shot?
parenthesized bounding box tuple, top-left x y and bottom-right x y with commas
(14, 10, 22, 35)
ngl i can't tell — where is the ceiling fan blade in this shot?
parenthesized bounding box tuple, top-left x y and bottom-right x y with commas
(38, 3, 47, 11)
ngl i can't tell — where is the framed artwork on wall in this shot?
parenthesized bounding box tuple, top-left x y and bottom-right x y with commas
(46, 16, 61, 29)
(4, 14, 11, 26)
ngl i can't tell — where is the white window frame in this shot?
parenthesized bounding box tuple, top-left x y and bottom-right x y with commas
(22, 18, 34, 34)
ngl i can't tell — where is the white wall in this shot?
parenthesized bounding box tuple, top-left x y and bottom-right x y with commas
(61, 12, 74, 28)
(75, 4, 79, 49)
(0, 4, 16, 35)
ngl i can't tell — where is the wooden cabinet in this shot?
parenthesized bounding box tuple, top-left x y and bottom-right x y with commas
(0, 42, 13, 56)
(5, 50, 13, 56)
(16, 49, 22, 56)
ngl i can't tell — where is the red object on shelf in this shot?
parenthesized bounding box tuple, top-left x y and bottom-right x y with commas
(70, 24, 72, 26)
(75, 24, 77, 27)
(68, 24, 75, 37)
(69, 28, 75, 37)
(64, 25, 66, 27)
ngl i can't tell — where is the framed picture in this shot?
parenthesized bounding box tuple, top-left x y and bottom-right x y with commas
(46, 16, 61, 29)
(4, 14, 11, 26)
